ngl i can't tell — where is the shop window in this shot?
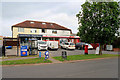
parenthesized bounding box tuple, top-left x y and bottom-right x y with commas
(42, 29, 45, 33)
(55, 38, 59, 40)
(18, 28, 24, 32)
(42, 37, 47, 40)
(49, 37, 53, 40)
(52, 30, 57, 34)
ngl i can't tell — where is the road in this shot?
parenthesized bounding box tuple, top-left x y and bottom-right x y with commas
(2, 58, 118, 78)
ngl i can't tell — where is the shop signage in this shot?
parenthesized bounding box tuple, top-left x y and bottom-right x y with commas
(19, 34, 43, 38)
(21, 46, 27, 56)
(95, 47, 99, 54)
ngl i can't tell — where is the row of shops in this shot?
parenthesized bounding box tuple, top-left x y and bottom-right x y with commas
(19, 34, 80, 46)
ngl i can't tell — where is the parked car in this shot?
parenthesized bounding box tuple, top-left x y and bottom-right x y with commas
(47, 41, 58, 50)
(59, 40, 67, 48)
(75, 42, 93, 50)
(75, 42, 85, 50)
(86, 43, 93, 50)
(62, 42, 75, 50)
(38, 40, 48, 50)
(60, 42, 65, 49)
(6, 46, 12, 49)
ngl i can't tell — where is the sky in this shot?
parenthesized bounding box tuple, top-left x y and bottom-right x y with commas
(0, 0, 86, 37)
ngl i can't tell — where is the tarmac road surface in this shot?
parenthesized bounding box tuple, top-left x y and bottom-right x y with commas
(2, 58, 118, 78)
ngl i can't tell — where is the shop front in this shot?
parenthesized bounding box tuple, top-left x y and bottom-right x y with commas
(18, 34, 43, 56)
(18, 34, 42, 46)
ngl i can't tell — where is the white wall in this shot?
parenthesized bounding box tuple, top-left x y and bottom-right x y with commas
(39, 29, 71, 36)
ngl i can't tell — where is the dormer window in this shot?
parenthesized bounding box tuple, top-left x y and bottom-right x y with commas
(30, 21, 34, 24)
(50, 24, 53, 26)
(42, 23, 46, 25)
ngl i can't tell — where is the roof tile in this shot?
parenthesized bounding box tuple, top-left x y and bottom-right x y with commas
(12, 20, 71, 31)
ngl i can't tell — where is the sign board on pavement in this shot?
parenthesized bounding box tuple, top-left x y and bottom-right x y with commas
(95, 47, 99, 54)
(21, 46, 27, 56)
(106, 45, 113, 51)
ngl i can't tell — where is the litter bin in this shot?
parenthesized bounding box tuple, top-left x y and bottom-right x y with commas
(2, 46, 5, 56)
(62, 51, 67, 59)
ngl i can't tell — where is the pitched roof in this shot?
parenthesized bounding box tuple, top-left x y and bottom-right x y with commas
(12, 20, 71, 31)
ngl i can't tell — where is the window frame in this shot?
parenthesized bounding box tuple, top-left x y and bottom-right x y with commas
(42, 29, 45, 33)
(52, 30, 57, 34)
(18, 27, 24, 32)
(30, 29, 37, 33)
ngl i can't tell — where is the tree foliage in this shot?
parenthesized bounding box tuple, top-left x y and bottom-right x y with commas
(76, 1, 120, 45)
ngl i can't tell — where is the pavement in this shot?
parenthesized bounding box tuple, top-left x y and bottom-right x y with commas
(2, 58, 118, 78)
(2, 48, 119, 63)
(5, 48, 119, 57)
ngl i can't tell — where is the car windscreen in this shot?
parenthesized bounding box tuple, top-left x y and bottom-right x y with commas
(38, 42, 46, 44)
(65, 43, 69, 45)
(70, 43, 75, 45)
(88, 44, 92, 46)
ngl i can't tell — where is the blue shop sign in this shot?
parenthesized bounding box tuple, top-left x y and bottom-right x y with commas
(21, 46, 27, 56)
(19, 34, 43, 38)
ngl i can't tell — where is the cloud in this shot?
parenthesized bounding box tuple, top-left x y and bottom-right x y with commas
(1, 2, 84, 36)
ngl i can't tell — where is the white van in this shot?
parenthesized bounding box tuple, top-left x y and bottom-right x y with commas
(47, 41, 58, 50)
(38, 40, 48, 50)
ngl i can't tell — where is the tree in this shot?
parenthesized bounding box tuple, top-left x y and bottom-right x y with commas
(76, 1, 120, 55)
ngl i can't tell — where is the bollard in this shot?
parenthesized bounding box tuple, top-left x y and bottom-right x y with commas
(84, 45, 88, 55)
(62, 51, 67, 59)
(44, 51, 49, 60)
(39, 52, 41, 58)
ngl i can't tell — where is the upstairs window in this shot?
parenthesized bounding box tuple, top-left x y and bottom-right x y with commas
(52, 30, 57, 34)
(18, 28, 24, 32)
(31, 29, 37, 33)
(42, 29, 45, 33)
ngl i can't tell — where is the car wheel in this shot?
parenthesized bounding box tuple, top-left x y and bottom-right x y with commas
(78, 47, 81, 50)
(66, 47, 69, 50)
(65, 47, 67, 50)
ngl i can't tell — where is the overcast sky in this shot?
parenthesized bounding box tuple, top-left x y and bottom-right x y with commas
(0, 0, 86, 37)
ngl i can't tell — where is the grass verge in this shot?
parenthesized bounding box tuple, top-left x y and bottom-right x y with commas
(53, 54, 118, 61)
(2, 57, 52, 65)
(2, 55, 39, 59)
